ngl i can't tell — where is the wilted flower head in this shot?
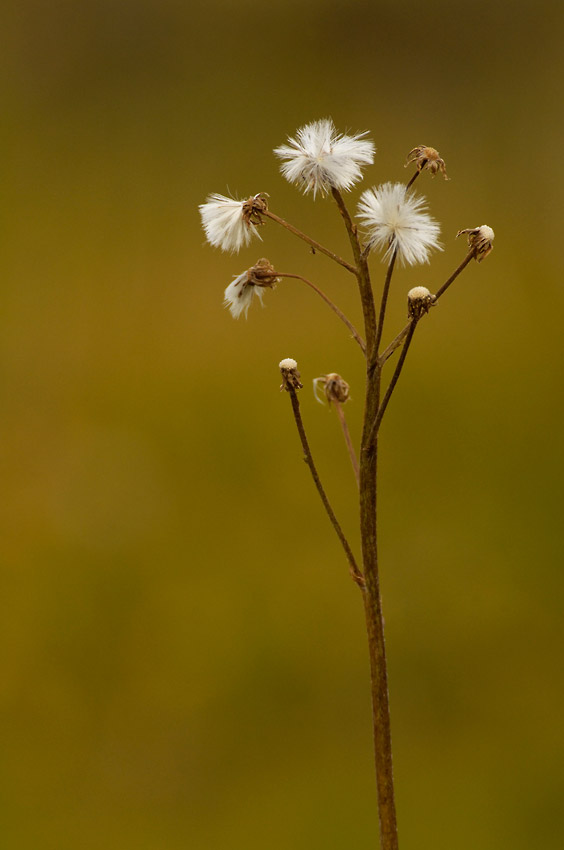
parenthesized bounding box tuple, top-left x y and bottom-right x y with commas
(274, 119, 375, 198)
(279, 358, 303, 392)
(407, 286, 436, 319)
(199, 193, 268, 253)
(357, 182, 442, 266)
(313, 373, 350, 405)
(223, 258, 279, 319)
(457, 225, 495, 262)
(405, 146, 449, 180)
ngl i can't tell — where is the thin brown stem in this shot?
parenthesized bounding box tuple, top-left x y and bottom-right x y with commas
(263, 209, 357, 275)
(331, 187, 377, 354)
(334, 401, 360, 488)
(405, 169, 420, 191)
(273, 272, 366, 354)
(434, 248, 475, 300)
(368, 320, 418, 445)
(286, 386, 364, 588)
(379, 325, 410, 366)
(379, 247, 477, 367)
(373, 250, 397, 359)
(332, 187, 398, 850)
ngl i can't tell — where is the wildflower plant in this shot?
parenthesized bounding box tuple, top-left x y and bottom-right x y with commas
(200, 118, 494, 850)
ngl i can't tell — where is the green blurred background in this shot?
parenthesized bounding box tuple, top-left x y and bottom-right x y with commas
(2, 0, 563, 847)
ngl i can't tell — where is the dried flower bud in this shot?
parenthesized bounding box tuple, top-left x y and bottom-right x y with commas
(248, 258, 279, 288)
(242, 193, 269, 226)
(313, 373, 350, 405)
(223, 258, 280, 319)
(457, 225, 495, 262)
(407, 286, 436, 319)
(279, 358, 303, 392)
(405, 146, 449, 180)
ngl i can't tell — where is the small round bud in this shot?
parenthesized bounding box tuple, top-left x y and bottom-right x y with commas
(407, 286, 436, 319)
(405, 145, 449, 180)
(457, 225, 495, 262)
(279, 358, 303, 392)
(313, 373, 350, 405)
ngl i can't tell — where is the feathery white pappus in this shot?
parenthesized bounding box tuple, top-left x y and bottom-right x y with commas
(279, 358, 298, 371)
(223, 271, 263, 319)
(457, 225, 495, 262)
(357, 182, 442, 266)
(199, 193, 261, 253)
(274, 119, 375, 198)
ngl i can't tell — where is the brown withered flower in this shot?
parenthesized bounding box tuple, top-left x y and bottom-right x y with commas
(313, 373, 351, 405)
(279, 358, 303, 392)
(405, 146, 449, 180)
(457, 225, 495, 262)
(407, 286, 436, 320)
(223, 258, 280, 319)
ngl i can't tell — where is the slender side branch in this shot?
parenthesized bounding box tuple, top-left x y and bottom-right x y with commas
(379, 325, 410, 366)
(274, 272, 366, 354)
(331, 187, 377, 354)
(334, 400, 360, 488)
(286, 386, 365, 588)
(263, 209, 357, 275)
(434, 248, 475, 300)
(332, 186, 399, 849)
(379, 247, 477, 366)
(368, 320, 418, 445)
(405, 170, 421, 191)
(374, 250, 397, 359)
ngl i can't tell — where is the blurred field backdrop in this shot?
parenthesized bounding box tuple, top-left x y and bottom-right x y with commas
(1, 0, 564, 848)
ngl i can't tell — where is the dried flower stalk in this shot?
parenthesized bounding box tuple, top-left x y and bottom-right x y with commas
(201, 119, 494, 850)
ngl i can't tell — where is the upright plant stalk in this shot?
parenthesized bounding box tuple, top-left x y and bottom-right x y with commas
(202, 120, 494, 850)
(332, 186, 399, 850)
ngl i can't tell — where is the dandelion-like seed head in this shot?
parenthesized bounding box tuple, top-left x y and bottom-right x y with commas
(407, 286, 436, 319)
(457, 225, 495, 262)
(313, 373, 350, 405)
(279, 358, 303, 392)
(274, 119, 375, 198)
(199, 193, 268, 253)
(405, 146, 449, 180)
(223, 258, 279, 320)
(357, 182, 442, 266)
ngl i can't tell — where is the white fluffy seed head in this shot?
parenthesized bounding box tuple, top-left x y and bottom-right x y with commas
(457, 225, 495, 262)
(223, 271, 264, 319)
(478, 225, 495, 242)
(199, 193, 261, 253)
(408, 286, 432, 300)
(274, 119, 375, 198)
(407, 286, 436, 319)
(357, 182, 442, 266)
(279, 358, 298, 370)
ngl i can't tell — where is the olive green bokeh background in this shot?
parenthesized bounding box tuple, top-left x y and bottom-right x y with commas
(2, 1, 564, 847)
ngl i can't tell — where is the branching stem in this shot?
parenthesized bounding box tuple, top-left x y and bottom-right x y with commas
(368, 320, 418, 445)
(263, 209, 357, 275)
(334, 400, 360, 487)
(273, 272, 366, 354)
(286, 386, 365, 588)
(331, 186, 399, 850)
(379, 247, 477, 366)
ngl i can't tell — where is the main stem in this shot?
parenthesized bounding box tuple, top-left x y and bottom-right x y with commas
(331, 187, 399, 850)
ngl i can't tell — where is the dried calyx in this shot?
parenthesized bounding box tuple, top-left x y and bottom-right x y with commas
(457, 225, 495, 262)
(405, 146, 449, 180)
(279, 358, 303, 392)
(242, 193, 269, 227)
(407, 286, 436, 319)
(313, 373, 350, 405)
